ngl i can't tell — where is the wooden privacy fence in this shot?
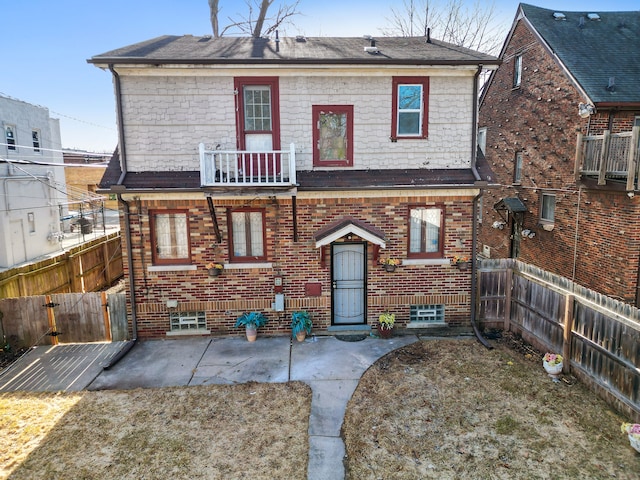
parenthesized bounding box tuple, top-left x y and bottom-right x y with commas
(0, 292, 128, 348)
(478, 259, 640, 421)
(0, 233, 123, 299)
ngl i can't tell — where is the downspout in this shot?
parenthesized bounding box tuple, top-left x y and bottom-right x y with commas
(104, 64, 137, 367)
(470, 63, 493, 349)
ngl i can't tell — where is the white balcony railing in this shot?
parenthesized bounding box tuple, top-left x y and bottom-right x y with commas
(199, 143, 297, 187)
(575, 127, 640, 189)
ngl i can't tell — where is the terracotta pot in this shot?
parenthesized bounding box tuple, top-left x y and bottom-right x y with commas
(245, 326, 257, 342)
(378, 326, 394, 339)
(296, 331, 307, 342)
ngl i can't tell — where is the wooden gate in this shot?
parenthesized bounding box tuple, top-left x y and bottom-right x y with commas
(0, 292, 128, 348)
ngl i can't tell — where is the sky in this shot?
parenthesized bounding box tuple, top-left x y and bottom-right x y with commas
(2, 0, 638, 153)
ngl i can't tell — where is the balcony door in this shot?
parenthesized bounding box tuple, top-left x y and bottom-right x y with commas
(235, 77, 281, 176)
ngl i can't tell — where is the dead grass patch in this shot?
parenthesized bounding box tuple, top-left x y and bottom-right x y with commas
(343, 338, 638, 479)
(1, 382, 311, 480)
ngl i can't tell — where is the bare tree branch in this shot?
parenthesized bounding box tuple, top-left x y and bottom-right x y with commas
(209, 0, 301, 38)
(382, 0, 505, 54)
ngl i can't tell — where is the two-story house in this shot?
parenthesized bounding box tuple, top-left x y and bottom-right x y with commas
(90, 35, 499, 339)
(0, 94, 67, 269)
(479, 4, 640, 305)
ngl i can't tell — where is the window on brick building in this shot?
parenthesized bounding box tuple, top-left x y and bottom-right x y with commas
(514, 151, 523, 184)
(478, 127, 487, 154)
(392, 77, 429, 139)
(408, 206, 444, 258)
(513, 54, 523, 88)
(170, 311, 206, 332)
(313, 105, 353, 166)
(150, 210, 191, 265)
(540, 193, 556, 224)
(5, 125, 16, 151)
(229, 208, 266, 262)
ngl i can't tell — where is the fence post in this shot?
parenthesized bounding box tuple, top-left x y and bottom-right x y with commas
(45, 295, 58, 346)
(562, 293, 575, 374)
(103, 241, 112, 286)
(503, 268, 512, 331)
(101, 291, 112, 342)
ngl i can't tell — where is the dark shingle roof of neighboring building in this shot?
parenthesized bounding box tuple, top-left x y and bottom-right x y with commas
(88, 35, 499, 66)
(520, 3, 640, 104)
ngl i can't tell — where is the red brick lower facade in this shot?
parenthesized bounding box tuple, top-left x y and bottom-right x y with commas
(120, 191, 476, 338)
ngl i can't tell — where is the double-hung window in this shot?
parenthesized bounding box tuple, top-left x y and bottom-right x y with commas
(32, 129, 41, 153)
(150, 210, 191, 265)
(540, 193, 556, 224)
(408, 206, 444, 258)
(313, 105, 353, 166)
(514, 151, 523, 184)
(229, 208, 266, 262)
(392, 77, 429, 139)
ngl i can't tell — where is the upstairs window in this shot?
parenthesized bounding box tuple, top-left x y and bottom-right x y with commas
(540, 193, 556, 223)
(313, 105, 353, 167)
(234, 77, 280, 152)
(514, 151, 523, 184)
(32, 129, 41, 153)
(229, 208, 266, 262)
(150, 210, 191, 265)
(513, 54, 523, 88)
(408, 206, 444, 258)
(392, 77, 429, 139)
(5, 125, 16, 151)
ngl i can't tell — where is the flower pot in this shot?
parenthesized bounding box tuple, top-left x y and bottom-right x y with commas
(296, 331, 307, 342)
(543, 360, 563, 380)
(456, 261, 470, 271)
(378, 326, 394, 339)
(245, 326, 257, 342)
(384, 264, 396, 272)
(629, 435, 640, 453)
(208, 268, 222, 277)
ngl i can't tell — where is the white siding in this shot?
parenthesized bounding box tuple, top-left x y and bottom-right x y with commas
(120, 71, 475, 172)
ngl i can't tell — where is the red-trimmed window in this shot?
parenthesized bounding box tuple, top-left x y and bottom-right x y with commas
(234, 77, 280, 152)
(313, 105, 354, 167)
(391, 77, 429, 139)
(150, 210, 191, 265)
(229, 208, 267, 262)
(407, 206, 444, 258)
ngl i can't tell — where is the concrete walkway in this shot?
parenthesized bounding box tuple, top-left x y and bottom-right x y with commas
(1, 334, 419, 479)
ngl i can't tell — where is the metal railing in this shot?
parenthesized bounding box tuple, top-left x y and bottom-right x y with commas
(199, 143, 297, 187)
(575, 127, 640, 189)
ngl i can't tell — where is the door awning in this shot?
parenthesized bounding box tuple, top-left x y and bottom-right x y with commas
(314, 216, 387, 248)
(494, 197, 528, 213)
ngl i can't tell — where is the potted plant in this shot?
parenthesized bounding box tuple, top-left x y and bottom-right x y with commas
(379, 258, 400, 272)
(234, 312, 267, 342)
(450, 255, 470, 270)
(378, 312, 395, 339)
(621, 423, 640, 453)
(542, 352, 563, 381)
(291, 311, 312, 342)
(206, 262, 224, 277)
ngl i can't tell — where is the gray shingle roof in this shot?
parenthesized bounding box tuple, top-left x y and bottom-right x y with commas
(89, 35, 498, 66)
(521, 3, 640, 104)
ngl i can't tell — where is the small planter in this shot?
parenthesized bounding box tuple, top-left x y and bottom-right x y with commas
(629, 435, 640, 453)
(455, 261, 470, 271)
(208, 267, 223, 277)
(378, 326, 394, 339)
(245, 326, 258, 342)
(384, 264, 396, 272)
(543, 361, 563, 381)
(295, 331, 307, 342)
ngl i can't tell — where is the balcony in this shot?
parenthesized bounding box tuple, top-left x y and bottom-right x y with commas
(575, 127, 640, 190)
(199, 143, 297, 188)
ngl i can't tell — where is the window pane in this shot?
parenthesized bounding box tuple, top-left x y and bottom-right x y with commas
(398, 112, 420, 135)
(399, 85, 422, 110)
(514, 152, 523, 183)
(541, 195, 555, 222)
(249, 211, 264, 256)
(244, 86, 271, 132)
(319, 112, 347, 161)
(232, 211, 264, 258)
(154, 213, 188, 260)
(409, 208, 441, 253)
(232, 212, 247, 256)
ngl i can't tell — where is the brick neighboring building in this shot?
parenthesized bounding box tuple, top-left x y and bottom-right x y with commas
(479, 4, 640, 305)
(90, 35, 499, 339)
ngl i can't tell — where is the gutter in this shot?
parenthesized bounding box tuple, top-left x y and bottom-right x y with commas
(471, 190, 493, 350)
(108, 64, 128, 185)
(471, 64, 483, 182)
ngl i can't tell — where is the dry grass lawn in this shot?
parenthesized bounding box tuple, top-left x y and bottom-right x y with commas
(343, 337, 639, 479)
(0, 382, 311, 480)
